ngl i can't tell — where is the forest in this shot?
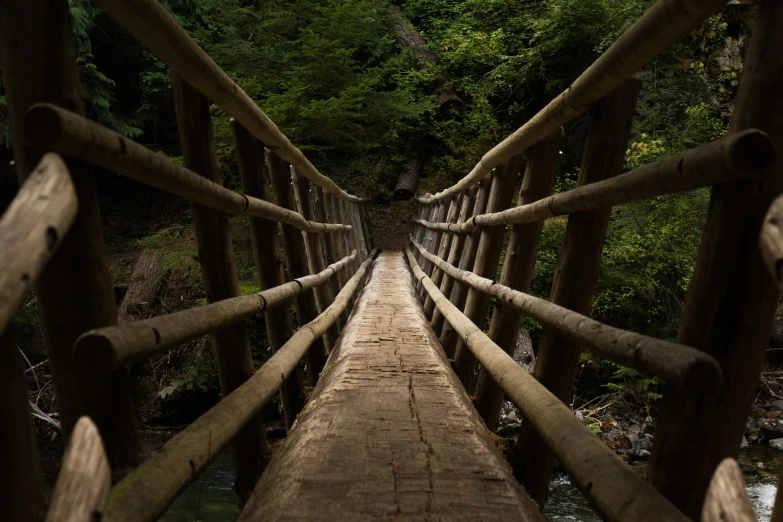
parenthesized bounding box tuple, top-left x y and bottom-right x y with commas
(1, 0, 775, 477)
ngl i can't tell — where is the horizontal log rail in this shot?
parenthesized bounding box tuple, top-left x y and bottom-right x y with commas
(405, 248, 690, 522)
(74, 251, 358, 370)
(24, 104, 351, 234)
(410, 237, 721, 395)
(761, 193, 783, 290)
(416, 129, 774, 234)
(0, 153, 76, 336)
(93, 0, 368, 204)
(417, 0, 728, 204)
(103, 251, 376, 522)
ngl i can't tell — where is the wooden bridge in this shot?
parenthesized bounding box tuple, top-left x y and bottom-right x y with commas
(1, 0, 782, 521)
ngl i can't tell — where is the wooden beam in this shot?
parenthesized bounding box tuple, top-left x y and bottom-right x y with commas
(104, 255, 374, 522)
(701, 458, 756, 522)
(0, 0, 141, 468)
(406, 249, 690, 522)
(514, 77, 641, 508)
(171, 72, 265, 507)
(313, 186, 344, 331)
(45, 417, 111, 522)
(24, 104, 351, 234)
(267, 152, 329, 385)
(292, 168, 339, 348)
(232, 119, 304, 430)
(0, 326, 44, 522)
(424, 194, 462, 319)
(418, 0, 727, 204)
(430, 187, 477, 335)
(438, 170, 494, 358)
(453, 154, 521, 391)
(648, 1, 783, 517)
(474, 128, 562, 429)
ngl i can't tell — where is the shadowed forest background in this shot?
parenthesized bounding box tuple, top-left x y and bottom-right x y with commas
(1, 0, 774, 436)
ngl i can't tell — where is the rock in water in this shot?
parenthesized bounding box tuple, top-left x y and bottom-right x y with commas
(769, 438, 783, 450)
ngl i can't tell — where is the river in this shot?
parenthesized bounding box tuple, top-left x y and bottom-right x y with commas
(40, 433, 779, 521)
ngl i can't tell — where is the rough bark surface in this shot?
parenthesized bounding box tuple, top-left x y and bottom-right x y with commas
(242, 251, 542, 521)
(117, 252, 163, 324)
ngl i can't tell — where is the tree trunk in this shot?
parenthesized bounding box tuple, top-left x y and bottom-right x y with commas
(117, 252, 163, 324)
(395, 157, 424, 200)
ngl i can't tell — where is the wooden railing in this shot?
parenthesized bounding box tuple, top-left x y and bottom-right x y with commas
(0, 2, 375, 521)
(409, 0, 783, 520)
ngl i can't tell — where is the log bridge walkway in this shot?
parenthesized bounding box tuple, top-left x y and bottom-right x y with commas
(0, 1, 782, 521)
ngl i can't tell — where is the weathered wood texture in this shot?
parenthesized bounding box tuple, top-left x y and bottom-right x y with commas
(292, 168, 339, 348)
(437, 171, 494, 358)
(104, 255, 374, 522)
(411, 238, 720, 394)
(0, 326, 44, 522)
(430, 187, 477, 335)
(474, 128, 562, 429)
(0, 154, 76, 335)
(24, 104, 351, 234)
(406, 249, 690, 522)
(313, 186, 344, 330)
(117, 252, 163, 324)
(649, 2, 783, 517)
(45, 417, 111, 522)
(0, 0, 141, 468)
(701, 458, 756, 522)
(418, 201, 446, 301)
(242, 251, 543, 521)
(417, 0, 727, 204)
(75, 253, 355, 369)
(453, 154, 521, 391)
(515, 78, 641, 508)
(267, 152, 329, 384)
(93, 0, 367, 202)
(233, 119, 303, 429)
(171, 72, 264, 507)
(423, 194, 462, 319)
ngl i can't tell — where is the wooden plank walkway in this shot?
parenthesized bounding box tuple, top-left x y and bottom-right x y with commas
(240, 251, 542, 521)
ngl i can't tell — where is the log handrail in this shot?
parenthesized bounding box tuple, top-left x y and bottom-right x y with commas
(24, 104, 352, 234)
(417, 0, 728, 204)
(93, 0, 368, 204)
(416, 129, 774, 234)
(410, 237, 721, 394)
(74, 251, 359, 370)
(405, 248, 690, 522)
(103, 251, 377, 522)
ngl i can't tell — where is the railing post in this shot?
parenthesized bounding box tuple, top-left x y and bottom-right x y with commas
(0, 0, 141, 468)
(358, 202, 375, 252)
(423, 193, 463, 320)
(267, 152, 329, 384)
(0, 327, 44, 522)
(430, 187, 477, 335)
(453, 154, 522, 391)
(438, 171, 495, 358)
(340, 199, 364, 266)
(324, 191, 353, 320)
(350, 202, 370, 260)
(170, 72, 266, 506)
(231, 119, 303, 430)
(419, 201, 448, 301)
(513, 77, 641, 508)
(292, 169, 339, 348)
(649, 2, 783, 517)
(313, 186, 344, 331)
(474, 127, 563, 429)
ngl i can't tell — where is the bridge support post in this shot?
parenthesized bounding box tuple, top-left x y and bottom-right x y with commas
(313, 186, 344, 331)
(358, 202, 375, 252)
(453, 154, 522, 392)
(649, 2, 783, 518)
(423, 194, 463, 320)
(170, 72, 267, 507)
(0, 0, 141, 468)
(267, 152, 330, 384)
(430, 187, 477, 335)
(418, 201, 447, 301)
(413, 203, 436, 296)
(0, 327, 44, 522)
(474, 127, 562, 430)
(513, 77, 641, 509)
(232, 120, 304, 430)
(292, 169, 339, 348)
(340, 199, 364, 266)
(324, 191, 353, 320)
(438, 171, 495, 358)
